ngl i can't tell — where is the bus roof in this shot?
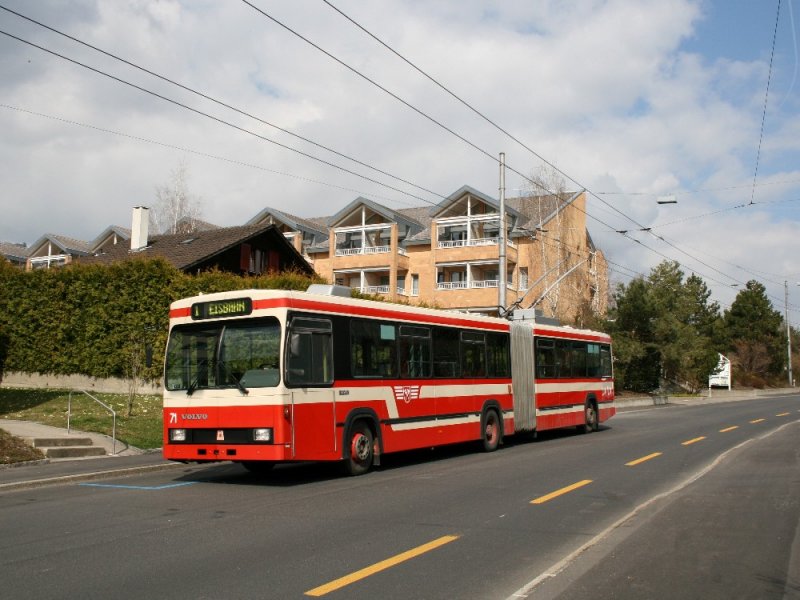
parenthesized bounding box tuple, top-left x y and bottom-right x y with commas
(168, 288, 611, 342)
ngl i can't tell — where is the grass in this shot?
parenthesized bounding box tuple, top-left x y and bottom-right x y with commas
(0, 387, 163, 452)
(0, 428, 46, 464)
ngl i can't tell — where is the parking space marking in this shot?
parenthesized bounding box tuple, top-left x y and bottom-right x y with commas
(79, 482, 197, 490)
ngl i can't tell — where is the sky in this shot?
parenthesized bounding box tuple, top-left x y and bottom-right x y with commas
(1, 0, 799, 321)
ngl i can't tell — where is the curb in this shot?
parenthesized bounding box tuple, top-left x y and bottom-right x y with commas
(0, 461, 185, 493)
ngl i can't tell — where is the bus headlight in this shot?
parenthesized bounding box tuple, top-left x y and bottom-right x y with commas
(170, 428, 187, 442)
(253, 428, 273, 442)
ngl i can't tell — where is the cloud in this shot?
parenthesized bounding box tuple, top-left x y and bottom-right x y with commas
(0, 0, 798, 316)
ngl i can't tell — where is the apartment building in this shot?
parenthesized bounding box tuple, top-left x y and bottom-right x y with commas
(249, 185, 608, 321)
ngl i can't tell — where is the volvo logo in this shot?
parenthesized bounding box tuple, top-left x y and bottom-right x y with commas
(181, 413, 208, 420)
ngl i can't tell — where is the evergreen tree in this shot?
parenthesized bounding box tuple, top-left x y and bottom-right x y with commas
(724, 280, 784, 378)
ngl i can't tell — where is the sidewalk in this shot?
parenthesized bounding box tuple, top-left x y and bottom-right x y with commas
(0, 419, 181, 492)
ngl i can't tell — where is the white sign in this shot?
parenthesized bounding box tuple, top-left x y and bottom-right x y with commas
(709, 354, 731, 389)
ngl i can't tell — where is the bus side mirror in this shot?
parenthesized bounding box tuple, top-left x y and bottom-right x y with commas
(145, 345, 153, 368)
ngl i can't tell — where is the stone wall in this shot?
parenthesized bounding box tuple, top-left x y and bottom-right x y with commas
(0, 371, 162, 395)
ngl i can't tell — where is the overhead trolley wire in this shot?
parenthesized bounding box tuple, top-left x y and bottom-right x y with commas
(303, 1, 764, 290)
(0, 28, 437, 206)
(750, 0, 782, 205)
(0, 103, 410, 206)
(1, 4, 784, 302)
(0, 4, 446, 203)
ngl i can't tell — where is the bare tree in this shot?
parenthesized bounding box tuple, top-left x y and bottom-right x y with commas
(151, 160, 204, 235)
(524, 164, 570, 318)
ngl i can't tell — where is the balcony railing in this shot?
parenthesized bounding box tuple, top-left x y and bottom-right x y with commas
(437, 281, 469, 290)
(436, 280, 516, 290)
(363, 285, 409, 296)
(335, 245, 393, 256)
(437, 238, 516, 249)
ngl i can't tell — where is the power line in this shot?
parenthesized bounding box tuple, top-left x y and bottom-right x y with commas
(0, 3, 446, 202)
(266, 1, 764, 293)
(4, 5, 787, 303)
(750, 0, 782, 205)
(0, 28, 436, 206)
(596, 177, 800, 197)
(0, 103, 413, 207)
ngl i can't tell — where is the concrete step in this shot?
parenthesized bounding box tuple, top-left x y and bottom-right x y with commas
(22, 435, 109, 459)
(43, 446, 107, 459)
(31, 437, 94, 448)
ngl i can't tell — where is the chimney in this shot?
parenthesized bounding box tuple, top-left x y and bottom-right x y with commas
(131, 206, 150, 251)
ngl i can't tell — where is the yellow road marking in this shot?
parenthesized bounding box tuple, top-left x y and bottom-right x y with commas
(750, 418, 765, 424)
(531, 479, 593, 505)
(681, 436, 706, 446)
(304, 535, 459, 596)
(776, 412, 790, 417)
(719, 426, 739, 433)
(625, 452, 662, 466)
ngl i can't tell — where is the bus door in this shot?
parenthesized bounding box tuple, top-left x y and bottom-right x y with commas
(510, 321, 536, 432)
(285, 317, 337, 459)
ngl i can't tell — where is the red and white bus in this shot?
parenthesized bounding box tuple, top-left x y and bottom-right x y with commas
(163, 285, 614, 475)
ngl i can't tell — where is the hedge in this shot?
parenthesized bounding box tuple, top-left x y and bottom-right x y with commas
(0, 258, 322, 382)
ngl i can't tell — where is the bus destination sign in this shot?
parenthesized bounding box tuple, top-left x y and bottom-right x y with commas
(191, 298, 253, 320)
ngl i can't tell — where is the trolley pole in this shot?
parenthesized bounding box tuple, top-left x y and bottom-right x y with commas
(786, 280, 793, 386)
(498, 152, 507, 312)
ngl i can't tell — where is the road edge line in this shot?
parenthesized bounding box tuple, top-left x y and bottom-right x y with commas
(504, 419, 800, 600)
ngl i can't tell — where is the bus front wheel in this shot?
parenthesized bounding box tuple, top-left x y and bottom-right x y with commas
(345, 422, 374, 476)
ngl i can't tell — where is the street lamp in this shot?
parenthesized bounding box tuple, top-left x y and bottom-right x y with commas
(657, 195, 677, 204)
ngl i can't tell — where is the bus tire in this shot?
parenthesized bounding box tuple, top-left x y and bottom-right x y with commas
(344, 421, 374, 476)
(481, 408, 501, 452)
(581, 399, 598, 433)
(241, 461, 275, 474)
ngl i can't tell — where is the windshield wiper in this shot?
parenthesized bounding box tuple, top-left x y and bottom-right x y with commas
(186, 359, 208, 396)
(218, 361, 249, 396)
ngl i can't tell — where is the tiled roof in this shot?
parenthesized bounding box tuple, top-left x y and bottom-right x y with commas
(81, 223, 311, 273)
(0, 241, 29, 261)
(243, 187, 583, 250)
(28, 233, 92, 256)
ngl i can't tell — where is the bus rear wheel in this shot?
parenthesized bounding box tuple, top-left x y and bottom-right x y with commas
(580, 400, 598, 433)
(345, 422, 374, 476)
(482, 409, 501, 452)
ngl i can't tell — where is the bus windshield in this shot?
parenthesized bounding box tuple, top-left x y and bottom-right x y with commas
(165, 318, 282, 392)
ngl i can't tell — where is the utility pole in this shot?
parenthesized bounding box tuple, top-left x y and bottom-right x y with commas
(498, 152, 507, 312)
(786, 280, 793, 386)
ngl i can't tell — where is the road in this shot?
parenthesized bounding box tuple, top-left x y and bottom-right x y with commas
(1, 395, 798, 599)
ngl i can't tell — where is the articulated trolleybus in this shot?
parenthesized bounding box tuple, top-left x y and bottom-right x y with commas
(163, 284, 614, 475)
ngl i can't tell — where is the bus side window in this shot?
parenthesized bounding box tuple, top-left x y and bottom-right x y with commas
(351, 320, 397, 378)
(600, 345, 613, 378)
(461, 331, 486, 377)
(286, 318, 333, 386)
(535, 338, 556, 378)
(487, 333, 510, 378)
(433, 327, 460, 378)
(399, 326, 431, 378)
(587, 343, 601, 377)
(571, 342, 587, 378)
